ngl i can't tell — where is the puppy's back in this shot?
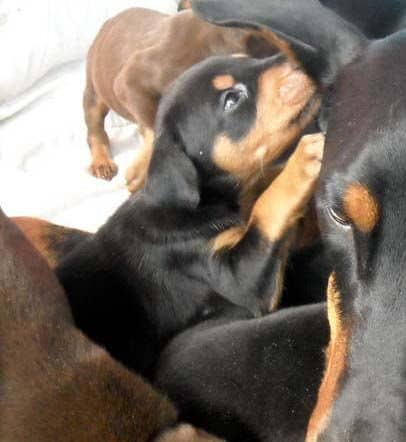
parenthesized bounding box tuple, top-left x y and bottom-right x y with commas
(0, 209, 178, 441)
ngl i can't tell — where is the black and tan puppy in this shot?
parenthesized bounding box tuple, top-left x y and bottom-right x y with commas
(18, 51, 323, 377)
(0, 207, 223, 441)
(84, 7, 275, 191)
(156, 303, 329, 442)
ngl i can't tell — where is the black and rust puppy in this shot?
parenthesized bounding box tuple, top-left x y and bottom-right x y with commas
(153, 1, 406, 441)
(156, 303, 329, 442)
(0, 208, 222, 441)
(17, 51, 323, 377)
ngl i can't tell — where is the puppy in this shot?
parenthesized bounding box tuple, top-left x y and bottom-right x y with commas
(21, 51, 323, 378)
(0, 208, 222, 441)
(84, 7, 275, 191)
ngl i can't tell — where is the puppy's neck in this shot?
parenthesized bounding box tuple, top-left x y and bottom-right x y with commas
(199, 173, 241, 210)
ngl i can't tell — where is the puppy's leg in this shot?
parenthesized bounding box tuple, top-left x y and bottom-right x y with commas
(125, 126, 154, 193)
(83, 82, 118, 180)
(114, 54, 159, 192)
(250, 132, 324, 241)
(209, 133, 324, 314)
(156, 424, 224, 441)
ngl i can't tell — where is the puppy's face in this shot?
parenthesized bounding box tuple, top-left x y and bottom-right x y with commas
(158, 55, 320, 188)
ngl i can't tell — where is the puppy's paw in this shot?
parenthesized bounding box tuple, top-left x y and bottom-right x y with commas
(155, 424, 224, 441)
(125, 160, 147, 193)
(126, 176, 145, 193)
(291, 132, 324, 181)
(89, 159, 118, 181)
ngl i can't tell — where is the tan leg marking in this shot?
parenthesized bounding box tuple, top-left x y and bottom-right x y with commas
(84, 92, 118, 181)
(306, 272, 350, 442)
(88, 139, 118, 181)
(155, 424, 224, 441)
(250, 133, 324, 242)
(125, 128, 154, 193)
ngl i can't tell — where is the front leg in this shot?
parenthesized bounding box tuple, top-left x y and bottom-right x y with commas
(209, 133, 324, 314)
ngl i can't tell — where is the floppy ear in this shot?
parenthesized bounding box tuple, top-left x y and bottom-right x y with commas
(192, 0, 367, 86)
(145, 128, 200, 210)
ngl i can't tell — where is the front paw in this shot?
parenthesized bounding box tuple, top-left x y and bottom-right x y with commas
(89, 159, 118, 181)
(291, 132, 325, 182)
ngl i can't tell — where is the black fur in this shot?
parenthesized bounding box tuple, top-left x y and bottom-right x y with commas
(155, 303, 329, 442)
(56, 54, 321, 377)
(193, 0, 406, 439)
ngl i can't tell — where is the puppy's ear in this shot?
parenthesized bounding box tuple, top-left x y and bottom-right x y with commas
(145, 129, 200, 210)
(192, 0, 367, 86)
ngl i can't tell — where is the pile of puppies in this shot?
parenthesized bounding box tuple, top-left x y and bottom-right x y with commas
(3, 0, 406, 441)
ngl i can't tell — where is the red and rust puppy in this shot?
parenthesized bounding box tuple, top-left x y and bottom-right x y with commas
(84, 7, 276, 191)
(23, 51, 323, 377)
(0, 207, 223, 441)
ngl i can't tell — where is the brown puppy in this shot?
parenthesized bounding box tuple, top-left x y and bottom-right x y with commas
(0, 208, 222, 441)
(84, 8, 275, 191)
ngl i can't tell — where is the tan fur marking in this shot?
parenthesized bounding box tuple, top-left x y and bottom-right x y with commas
(231, 53, 248, 58)
(13, 218, 59, 268)
(212, 63, 319, 185)
(248, 133, 324, 242)
(250, 28, 300, 68)
(212, 75, 236, 91)
(156, 423, 224, 441)
(306, 273, 350, 442)
(126, 127, 155, 193)
(343, 183, 379, 233)
(211, 226, 246, 253)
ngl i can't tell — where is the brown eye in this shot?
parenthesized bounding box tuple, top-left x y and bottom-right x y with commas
(221, 83, 248, 113)
(328, 206, 350, 228)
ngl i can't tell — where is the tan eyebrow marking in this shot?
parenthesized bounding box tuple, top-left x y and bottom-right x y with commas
(212, 74, 236, 91)
(343, 183, 380, 233)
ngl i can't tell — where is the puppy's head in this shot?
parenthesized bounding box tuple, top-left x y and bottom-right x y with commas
(145, 53, 320, 209)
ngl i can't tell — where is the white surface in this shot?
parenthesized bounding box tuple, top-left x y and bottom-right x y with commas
(0, 0, 178, 232)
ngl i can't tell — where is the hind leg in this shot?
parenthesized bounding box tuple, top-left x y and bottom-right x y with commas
(83, 82, 118, 180)
(125, 126, 154, 193)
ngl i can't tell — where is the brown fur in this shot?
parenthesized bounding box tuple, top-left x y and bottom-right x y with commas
(0, 210, 219, 441)
(306, 273, 350, 442)
(13, 217, 87, 269)
(84, 7, 276, 190)
(343, 182, 380, 233)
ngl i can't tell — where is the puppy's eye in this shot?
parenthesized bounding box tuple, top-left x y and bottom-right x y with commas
(221, 84, 248, 112)
(328, 206, 350, 228)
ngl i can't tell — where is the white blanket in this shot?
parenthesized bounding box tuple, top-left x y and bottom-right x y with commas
(0, 0, 178, 232)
